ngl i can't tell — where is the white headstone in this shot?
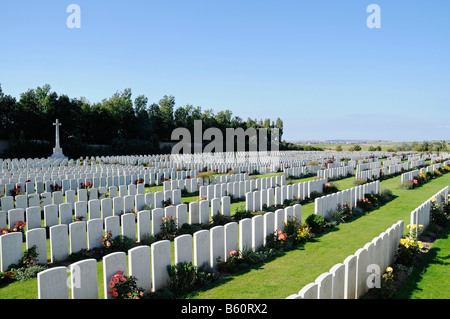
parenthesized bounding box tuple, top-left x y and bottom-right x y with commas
(38, 267, 68, 299)
(69, 221, 87, 254)
(194, 229, 210, 270)
(70, 259, 98, 299)
(103, 252, 127, 299)
(26, 227, 47, 264)
(175, 234, 192, 264)
(151, 240, 171, 292)
(210, 226, 225, 269)
(0, 232, 23, 271)
(50, 224, 69, 263)
(239, 218, 252, 252)
(129, 245, 152, 293)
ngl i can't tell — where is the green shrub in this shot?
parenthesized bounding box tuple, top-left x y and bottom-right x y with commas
(233, 206, 253, 221)
(13, 265, 48, 281)
(159, 216, 178, 240)
(396, 225, 424, 267)
(140, 233, 158, 246)
(217, 251, 240, 274)
(323, 182, 339, 195)
(69, 248, 104, 262)
(380, 188, 394, 203)
(162, 199, 173, 208)
(264, 232, 286, 250)
(140, 204, 153, 211)
(357, 194, 377, 212)
(166, 262, 199, 297)
(431, 208, 449, 227)
(309, 191, 322, 201)
(112, 235, 136, 252)
(178, 223, 205, 235)
(328, 208, 346, 225)
(305, 214, 326, 234)
(240, 248, 276, 264)
(211, 213, 234, 226)
(195, 266, 219, 288)
(431, 198, 450, 227)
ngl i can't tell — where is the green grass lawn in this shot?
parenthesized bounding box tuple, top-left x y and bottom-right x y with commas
(1, 173, 449, 299)
(394, 224, 450, 299)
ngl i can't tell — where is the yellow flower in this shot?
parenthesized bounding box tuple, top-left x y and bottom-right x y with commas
(386, 267, 393, 273)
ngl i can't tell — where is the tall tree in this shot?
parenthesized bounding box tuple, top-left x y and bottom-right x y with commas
(158, 95, 176, 141)
(275, 117, 284, 142)
(102, 89, 135, 139)
(134, 95, 152, 141)
(0, 85, 17, 139)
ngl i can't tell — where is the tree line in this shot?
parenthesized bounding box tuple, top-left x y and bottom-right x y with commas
(0, 84, 319, 159)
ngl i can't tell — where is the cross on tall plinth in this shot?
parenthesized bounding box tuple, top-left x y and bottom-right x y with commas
(49, 119, 67, 159)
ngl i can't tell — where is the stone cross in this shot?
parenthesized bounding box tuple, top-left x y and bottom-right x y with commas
(53, 119, 62, 149)
(49, 119, 66, 159)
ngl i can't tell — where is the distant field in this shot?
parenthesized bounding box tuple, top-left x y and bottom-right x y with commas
(312, 142, 404, 152)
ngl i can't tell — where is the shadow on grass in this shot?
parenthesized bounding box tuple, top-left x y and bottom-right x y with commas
(394, 225, 450, 299)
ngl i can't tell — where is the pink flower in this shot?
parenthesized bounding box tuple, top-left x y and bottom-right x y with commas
(230, 250, 237, 257)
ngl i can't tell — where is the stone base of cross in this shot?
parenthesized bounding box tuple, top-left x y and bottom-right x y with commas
(49, 147, 67, 159)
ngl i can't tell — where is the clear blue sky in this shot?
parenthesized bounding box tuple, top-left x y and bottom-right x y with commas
(1, 0, 449, 142)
